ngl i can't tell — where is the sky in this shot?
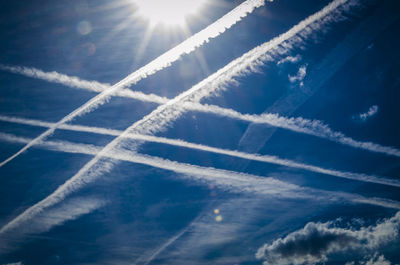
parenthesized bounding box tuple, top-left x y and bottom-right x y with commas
(0, 0, 400, 264)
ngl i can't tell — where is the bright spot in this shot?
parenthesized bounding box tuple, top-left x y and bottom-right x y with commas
(214, 209, 220, 215)
(77, 21, 92, 35)
(215, 215, 223, 222)
(132, 0, 208, 27)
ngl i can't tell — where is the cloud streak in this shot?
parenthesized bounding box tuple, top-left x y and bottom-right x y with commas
(0, 196, 105, 254)
(0, 0, 267, 168)
(0, 64, 168, 105)
(1, 115, 400, 188)
(256, 211, 400, 265)
(0, 0, 368, 239)
(1, 70, 399, 158)
(355, 105, 379, 121)
(0, 132, 399, 212)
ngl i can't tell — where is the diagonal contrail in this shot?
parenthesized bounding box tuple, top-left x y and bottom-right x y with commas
(0, 0, 364, 236)
(2, 64, 400, 158)
(0, 132, 399, 211)
(0, 64, 168, 104)
(1, 116, 399, 187)
(5, 3, 398, 157)
(0, 0, 268, 168)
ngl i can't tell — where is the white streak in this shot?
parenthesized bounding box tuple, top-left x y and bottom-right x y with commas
(182, 104, 400, 158)
(0, 196, 105, 253)
(0, 64, 110, 92)
(0, 132, 398, 215)
(0, 0, 267, 167)
(0, 64, 169, 105)
(1, 116, 399, 188)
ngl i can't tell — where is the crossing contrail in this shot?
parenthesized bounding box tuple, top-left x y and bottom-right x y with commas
(1, 116, 399, 187)
(0, 0, 365, 237)
(0, 0, 268, 168)
(0, 132, 399, 217)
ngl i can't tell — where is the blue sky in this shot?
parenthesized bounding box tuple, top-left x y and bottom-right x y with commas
(0, 0, 400, 264)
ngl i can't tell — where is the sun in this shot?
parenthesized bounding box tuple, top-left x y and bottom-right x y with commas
(132, 0, 208, 27)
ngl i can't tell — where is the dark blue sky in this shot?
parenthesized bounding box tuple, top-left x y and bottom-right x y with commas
(0, 0, 400, 264)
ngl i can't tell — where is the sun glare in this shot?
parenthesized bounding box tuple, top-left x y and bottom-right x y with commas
(133, 0, 208, 27)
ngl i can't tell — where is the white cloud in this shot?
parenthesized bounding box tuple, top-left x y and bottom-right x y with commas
(277, 55, 302, 65)
(346, 253, 392, 265)
(256, 212, 400, 265)
(288, 65, 307, 84)
(357, 105, 379, 121)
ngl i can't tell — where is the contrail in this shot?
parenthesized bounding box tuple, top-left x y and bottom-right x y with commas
(0, 196, 105, 253)
(1, 116, 399, 187)
(0, 0, 365, 236)
(0, 64, 167, 105)
(0, 0, 268, 167)
(3, 3, 397, 158)
(2, 63, 400, 158)
(0, 132, 399, 213)
(182, 104, 400, 158)
(237, 0, 400, 161)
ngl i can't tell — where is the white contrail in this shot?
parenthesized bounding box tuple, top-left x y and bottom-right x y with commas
(1, 63, 399, 159)
(0, 64, 168, 105)
(182, 104, 400, 158)
(3, 3, 396, 158)
(0, 0, 267, 168)
(1, 116, 399, 187)
(0, 0, 364, 236)
(0, 132, 399, 214)
(0, 64, 111, 92)
(0, 133, 399, 243)
(0, 196, 105, 253)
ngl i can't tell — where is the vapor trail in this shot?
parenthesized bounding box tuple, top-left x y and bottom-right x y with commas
(3, 2, 397, 158)
(0, 0, 267, 167)
(0, 132, 399, 216)
(0, 0, 364, 236)
(182, 104, 400, 158)
(0, 64, 168, 104)
(2, 65, 400, 158)
(1, 116, 399, 187)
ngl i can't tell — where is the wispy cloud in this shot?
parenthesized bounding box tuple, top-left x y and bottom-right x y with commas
(1, 116, 400, 187)
(346, 253, 392, 265)
(256, 211, 400, 265)
(0, 196, 105, 253)
(0, 0, 267, 168)
(354, 105, 379, 121)
(288, 65, 307, 85)
(277, 55, 302, 65)
(0, 0, 366, 238)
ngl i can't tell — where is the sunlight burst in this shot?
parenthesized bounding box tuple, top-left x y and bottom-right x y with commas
(133, 0, 208, 27)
